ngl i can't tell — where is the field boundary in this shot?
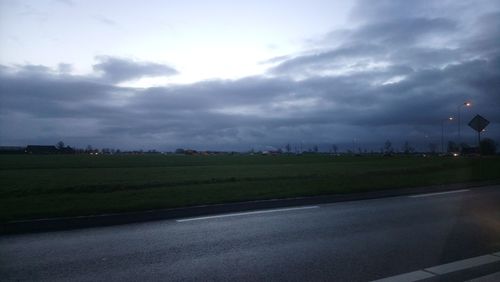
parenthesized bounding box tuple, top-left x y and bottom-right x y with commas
(2, 180, 499, 235)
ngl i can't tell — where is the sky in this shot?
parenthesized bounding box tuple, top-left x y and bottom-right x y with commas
(0, 0, 499, 151)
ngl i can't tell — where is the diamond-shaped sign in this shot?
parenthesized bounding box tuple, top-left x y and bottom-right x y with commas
(468, 114, 489, 133)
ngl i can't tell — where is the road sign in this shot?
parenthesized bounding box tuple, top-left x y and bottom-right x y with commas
(468, 114, 489, 133)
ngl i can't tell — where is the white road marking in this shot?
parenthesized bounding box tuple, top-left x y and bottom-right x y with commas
(176, 206, 320, 222)
(371, 270, 435, 282)
(409, 189, 469, 198)
(372, 251, 500, 282)
(425, 255, 500, 275)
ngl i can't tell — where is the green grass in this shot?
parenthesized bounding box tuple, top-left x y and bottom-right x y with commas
(1, 154, 499, 222)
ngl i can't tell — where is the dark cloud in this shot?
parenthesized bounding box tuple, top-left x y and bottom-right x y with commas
(270, 43, 386, 75)
(351, 18, 456, 46)
(2, 54, 499, 150)
(14, 64, 53, 74)
(350, 0, 498, 23)
(1, 0, 499, 151)
(93, 56, 178, 83)
(270, 16, 459, 76)
(350, 0, 442, 22)
(464, 11, 500, 58)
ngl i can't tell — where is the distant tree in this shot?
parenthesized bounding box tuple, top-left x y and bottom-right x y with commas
(175, 148, 185, 154)
(428, 143, 437, 154)
(384, 140, 393, 153)
(86, 145, 93, 153)
(332, 144, 338, 154)
(480, 138, 497, 155)
(285, 143, 291, 153)
(56, 141, 65, 149)
(403, 141, 415, 154)
(313, 145, 318, 153)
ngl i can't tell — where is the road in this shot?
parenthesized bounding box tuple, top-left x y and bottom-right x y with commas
(1, 186, 499, 281)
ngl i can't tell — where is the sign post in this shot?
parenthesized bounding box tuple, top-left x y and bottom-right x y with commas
(468, 114, 490, 154)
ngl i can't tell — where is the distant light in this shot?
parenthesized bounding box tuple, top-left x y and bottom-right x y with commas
(448, 117, 454, 120)
(453, 153, 459, 157)
(464, 102, 471, 106)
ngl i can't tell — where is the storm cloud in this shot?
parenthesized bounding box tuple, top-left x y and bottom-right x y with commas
(1, 0, 499, 151)
(93, 56, 178, 83)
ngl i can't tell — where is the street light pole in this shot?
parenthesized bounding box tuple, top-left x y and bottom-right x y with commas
(457, 101, 471, 151)
(441, 117, 453, 154)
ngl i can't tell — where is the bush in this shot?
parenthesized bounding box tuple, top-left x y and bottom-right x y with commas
(480, 138, 497, 155)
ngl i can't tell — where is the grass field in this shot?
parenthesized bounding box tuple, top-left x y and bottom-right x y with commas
(1, 154, 500, 222)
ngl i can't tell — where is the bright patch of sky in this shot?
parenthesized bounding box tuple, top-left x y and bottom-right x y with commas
(0, 0, 353, 85)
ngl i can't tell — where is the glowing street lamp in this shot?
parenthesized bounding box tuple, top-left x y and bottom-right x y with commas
(441, 117, 454, 153)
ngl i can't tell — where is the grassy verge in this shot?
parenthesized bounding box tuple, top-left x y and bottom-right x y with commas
(1, 154, 499, 222)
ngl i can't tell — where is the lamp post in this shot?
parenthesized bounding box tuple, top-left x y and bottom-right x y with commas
(457, 101, 471, 150)
(441, 117, 454, 154)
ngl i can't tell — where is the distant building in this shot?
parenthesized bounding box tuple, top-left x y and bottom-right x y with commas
(26, 145, 59, 154)
(0, 146, 25, 154)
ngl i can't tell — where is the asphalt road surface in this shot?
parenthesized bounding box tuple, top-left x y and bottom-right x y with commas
(1, 186, 499, 281)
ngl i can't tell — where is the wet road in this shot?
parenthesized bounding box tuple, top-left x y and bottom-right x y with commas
(1, 186, 499, 281)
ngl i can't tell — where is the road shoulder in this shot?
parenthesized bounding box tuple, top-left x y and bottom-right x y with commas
(1, 180, 498, 235)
